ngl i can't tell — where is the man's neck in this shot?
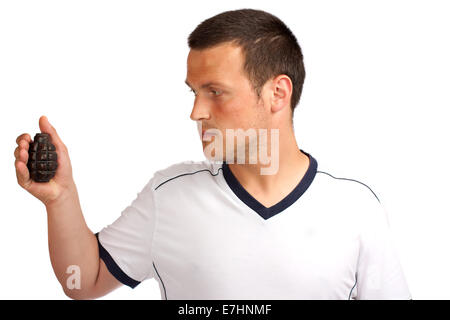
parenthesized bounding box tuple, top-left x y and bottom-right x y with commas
(227, 129, 310, 208)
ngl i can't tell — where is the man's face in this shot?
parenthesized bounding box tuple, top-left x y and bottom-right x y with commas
(186, 42, 268, 162)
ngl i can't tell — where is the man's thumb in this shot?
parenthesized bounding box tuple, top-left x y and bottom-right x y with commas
(38, 115, 65, 149)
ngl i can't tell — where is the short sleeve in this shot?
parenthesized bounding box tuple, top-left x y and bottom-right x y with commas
(96, 176, 157, 289)
(352, 194, 412, 300)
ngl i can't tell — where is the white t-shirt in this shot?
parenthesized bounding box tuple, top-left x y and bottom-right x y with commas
(96, 149, 411, 300)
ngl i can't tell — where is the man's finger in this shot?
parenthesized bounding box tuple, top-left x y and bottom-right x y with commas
(15, 159, 31, 188)
(18, 139, 29, 151)
(16, 133, 31, 145)
(19, 147, 29, 163)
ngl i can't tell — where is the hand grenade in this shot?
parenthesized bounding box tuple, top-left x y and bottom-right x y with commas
(27, 133, 58, 182)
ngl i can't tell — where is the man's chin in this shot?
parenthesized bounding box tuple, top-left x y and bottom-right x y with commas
(202, 149, 223, 163)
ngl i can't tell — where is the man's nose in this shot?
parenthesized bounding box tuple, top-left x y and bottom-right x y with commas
(190, 97, 211, 121)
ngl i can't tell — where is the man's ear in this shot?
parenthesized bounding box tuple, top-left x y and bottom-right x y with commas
(271, 74, 292, 113)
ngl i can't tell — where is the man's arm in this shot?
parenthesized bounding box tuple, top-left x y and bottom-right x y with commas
(45, 188, 123, 299)
(354, 191, 411, 300)
(14, 116, 123, 299)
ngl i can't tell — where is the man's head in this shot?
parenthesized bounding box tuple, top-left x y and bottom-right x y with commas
(186, 9, 305, 162)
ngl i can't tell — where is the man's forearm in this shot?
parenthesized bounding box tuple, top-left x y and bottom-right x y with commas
(45, 182, 99, 298)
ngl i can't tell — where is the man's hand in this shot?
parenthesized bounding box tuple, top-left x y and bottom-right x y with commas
(14, 115, 76, 206)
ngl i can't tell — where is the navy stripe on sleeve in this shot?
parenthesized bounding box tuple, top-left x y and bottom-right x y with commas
(95, 232, 141, 289)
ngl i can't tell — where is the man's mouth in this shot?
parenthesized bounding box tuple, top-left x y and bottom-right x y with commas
(202, 129, 217, 140)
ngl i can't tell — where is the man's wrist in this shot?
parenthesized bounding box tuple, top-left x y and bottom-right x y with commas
(44, 183, 78, 210)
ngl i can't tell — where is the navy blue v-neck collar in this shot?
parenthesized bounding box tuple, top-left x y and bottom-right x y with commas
(221, 149, 318, 220)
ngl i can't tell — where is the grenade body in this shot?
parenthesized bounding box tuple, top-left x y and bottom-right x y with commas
(27, 133, 58, 182)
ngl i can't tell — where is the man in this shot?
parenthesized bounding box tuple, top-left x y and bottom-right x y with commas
(14, 9, 410, 299)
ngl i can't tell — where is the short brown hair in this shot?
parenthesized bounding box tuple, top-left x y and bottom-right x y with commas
(188, 8, 306, 117)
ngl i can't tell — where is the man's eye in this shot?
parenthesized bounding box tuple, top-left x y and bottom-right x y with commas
(210, 89, 221, 96)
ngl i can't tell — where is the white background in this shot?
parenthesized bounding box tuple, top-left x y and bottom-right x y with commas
(1, 0, 449, 299)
